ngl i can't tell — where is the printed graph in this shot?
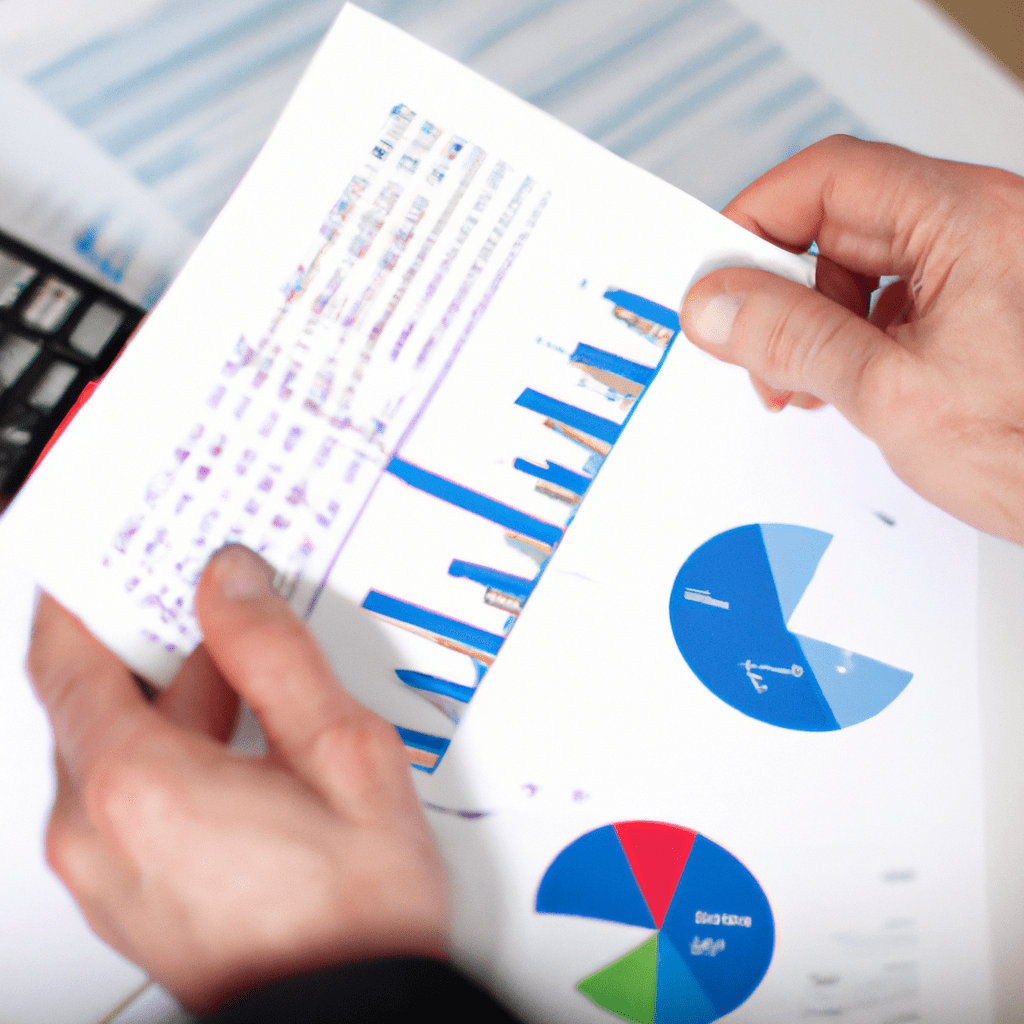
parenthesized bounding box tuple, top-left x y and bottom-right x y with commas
(99, 97, 683, 772)
(537, 821, 774, 1023)
(363, 287, 680, 770)
(668, 524, 913, 731)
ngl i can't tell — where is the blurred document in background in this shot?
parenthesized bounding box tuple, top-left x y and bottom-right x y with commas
(3, 0, 869, 265)
(0, 76, 197, 309)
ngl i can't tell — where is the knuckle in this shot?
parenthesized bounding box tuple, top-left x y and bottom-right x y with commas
(315, 713, 405, 782)
(44, 816, 79, 884)
(756, 295, 822, 385)
(81, 758, 136, 826)
(820, 133, 859, 158)
(24, 642, 47, 687)
(969, 164, 1024, 202)
(804, 133, 856, 163)
(847, 343, 917, 442)
(27, 655, 81, 720)
(753, 291, 887, 411)
(44, 812, 103, 902)
(976, 169, 1024, 242)
(759, 304, 797, 379)
(80, 751, 169, 833)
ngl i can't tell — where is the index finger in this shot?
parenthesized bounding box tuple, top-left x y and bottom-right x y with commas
(722, 135, 968, 280)
(27, 593, 168, 785)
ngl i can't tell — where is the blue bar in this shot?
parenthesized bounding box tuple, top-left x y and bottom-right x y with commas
(448, 560, 536, 601)
(387, 458, 563, 547)
(515, 389, 622, 445)
(396, 669, 476, 704)
(395, 725, 450, 755)
(513, 458, 592, 497)
(362, 590, 505, 657)
(603, 288, 680, 333)
(570, 343, 656, 387)
(395, 725, 450, 771)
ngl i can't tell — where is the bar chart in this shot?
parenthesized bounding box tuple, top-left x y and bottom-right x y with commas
(364, 287, 681, 770)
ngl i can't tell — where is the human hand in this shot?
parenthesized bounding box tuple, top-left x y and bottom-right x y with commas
(681, 135, 1024, 546)
(27, 544, 448, 1012)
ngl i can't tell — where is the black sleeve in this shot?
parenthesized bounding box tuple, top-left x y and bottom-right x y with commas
(200, 956, 523, 1023)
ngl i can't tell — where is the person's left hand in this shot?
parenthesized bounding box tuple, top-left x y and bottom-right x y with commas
(27, 544, 449, 1013)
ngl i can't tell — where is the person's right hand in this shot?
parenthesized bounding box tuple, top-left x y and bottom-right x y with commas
(681, 136, 1024, 546)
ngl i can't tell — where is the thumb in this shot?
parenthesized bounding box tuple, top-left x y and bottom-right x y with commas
(680, 267, 911, 437)
(194, 545, 416, 820)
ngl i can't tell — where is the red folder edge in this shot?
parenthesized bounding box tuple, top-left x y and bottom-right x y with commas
(28, 378, 101, 480)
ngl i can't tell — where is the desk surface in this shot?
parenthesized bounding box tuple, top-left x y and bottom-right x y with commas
(931, 0, 1024, 82)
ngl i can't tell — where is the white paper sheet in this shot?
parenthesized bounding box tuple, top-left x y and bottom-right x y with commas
(0, 6, 992, 1023)
(432, 339, 988, 1022)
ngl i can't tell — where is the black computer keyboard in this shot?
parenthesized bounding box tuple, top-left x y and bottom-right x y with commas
(0, 230, 145, 502)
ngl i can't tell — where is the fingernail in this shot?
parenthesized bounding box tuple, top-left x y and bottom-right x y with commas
(763, 388, 793, 412)
(690, 294, 742, 346)
(211, 544, 274, 600)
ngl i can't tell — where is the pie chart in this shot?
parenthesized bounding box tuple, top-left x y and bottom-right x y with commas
(668, 524, 912, 731)
(536, 821, 773, 1023)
